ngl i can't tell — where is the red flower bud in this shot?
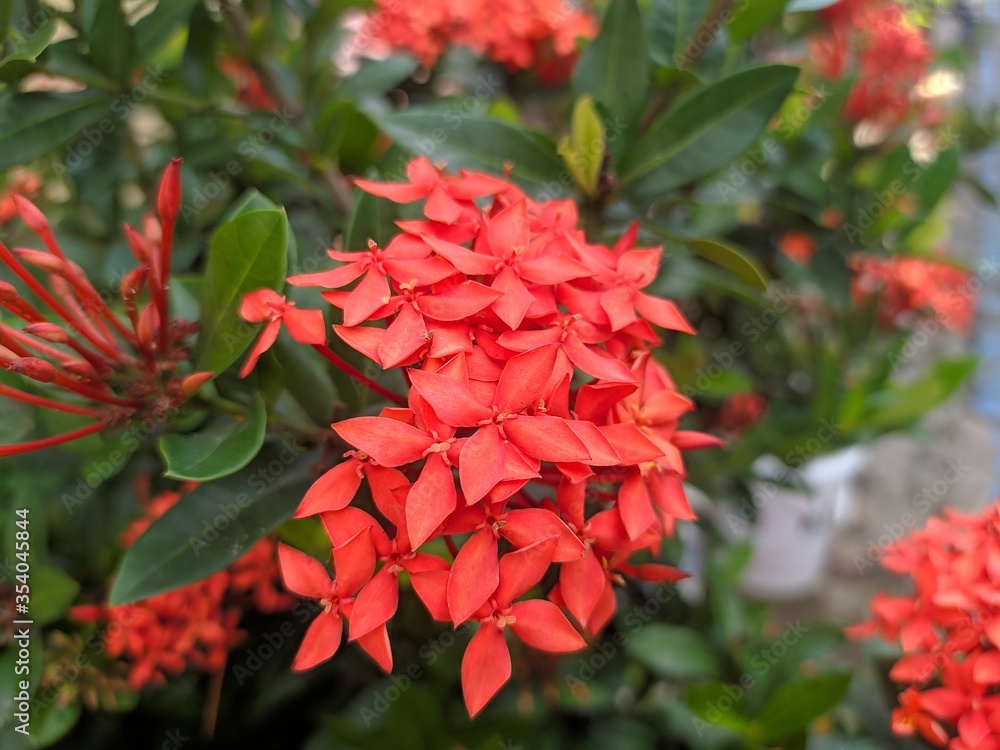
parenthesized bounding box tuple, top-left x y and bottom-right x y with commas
(180, 371, 213, 398)
(120, 266, 149, 303)
(7, 357, 57, 382)
(62, 359, 97, 378)
(12, 247, 66, 274)
(24, 322, 70, 344)
(12, 195, 52, 236)
(157, 158, 183, 223)
(123, 224, 152, 264)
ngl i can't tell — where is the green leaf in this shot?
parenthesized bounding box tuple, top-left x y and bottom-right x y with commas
(273, 335, 340, 426)
(159, 394, 267, 481)
(862, 355, 977, 433)
(647, 0, 713, 68)
(108, 442, 315, 605)
(786, 0, 839, 10)
(375, 111, 565, 195)
(0, 91, 111, 170)
(684, 238, 769, 290)
(340, 54, 418, 98)
(134, 0, 200, 58)
(0, 18, 55, 83)
(687, 681, 751, 735)
(753, 672, 852, 741)
(84, 0, 137, 86)
(29, 698, 81, 748)
(618, 65, 799, 204)
(195, 209, 290, 376)
(572, 0, 650, 127)
(29, 566, 80, 625)
(625, 624, 722, 679)
(727, 0, 791, 41)
(345, 188, 399, 250)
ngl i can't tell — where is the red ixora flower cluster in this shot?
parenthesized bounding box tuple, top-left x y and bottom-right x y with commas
(354, 0, 596, 82)
(0, 159, 211, 458)
(72, 486, 291, 690)
(849, 253, 974, 334)
(810, 0, 931, 128)
(240, 156, 720, 717)
(847, 501, 1000, 749)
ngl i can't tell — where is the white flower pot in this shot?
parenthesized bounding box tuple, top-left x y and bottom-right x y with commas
(737, 446, 868, 600)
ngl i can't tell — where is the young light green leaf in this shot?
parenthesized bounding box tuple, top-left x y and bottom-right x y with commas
(159, 394, 267, 481)
(558, 95, 606, 197)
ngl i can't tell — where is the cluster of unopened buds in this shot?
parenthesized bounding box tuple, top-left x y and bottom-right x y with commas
(240, 156, 721, 716)
(848, 500, 1000, 749)
(0, 159, 212, 457)
(810, 0, 931, 128)
(72, 485, 291, 690)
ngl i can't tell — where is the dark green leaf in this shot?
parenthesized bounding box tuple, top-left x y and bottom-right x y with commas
(340, 54, 418, 98)
(647, 0, 713, 68)
(159, 394, 267, 481)
(727, 0, 791, 41)
(84, 0, 137, 87)
(195, 209, 290, 376)
(273, 335, 340, 426)
(681, 238, 770, 290)
(753, 672, 852, 741)
(626, 624, 722, 679)
(29, 697, 81, 748)
(375, 111, 565, 195)
(572, 0, 650, 127)
(618, 65, 799, 203)
(0, 18, 54, 83)
(0, 91, 111, 170)
(345, 188, 399, 250)
(108, 443, 316, 604)
(134, 0, 200, 58)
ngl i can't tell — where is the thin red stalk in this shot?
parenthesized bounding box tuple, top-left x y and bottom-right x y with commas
(0, 324, 76, 365)
(311, 344, 406, 406)
(0, 243, 125, 362)
(156, 221, 174, 354)
(63, 271, 136, 344)
(0, 298, 45, 323)
(49, 276, 123, 358)
(50, 373, 142, 408)
(443, 536, 460, 560)
(0, 419, 109, 457)
(0, 384, 105, 417)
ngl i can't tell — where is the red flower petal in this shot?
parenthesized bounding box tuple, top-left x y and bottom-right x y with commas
(448, 528, 499, 625)
(504, 415, 591, 463)
(333, 416, 434, 466)
(503, 508, 585, 562)
(292, 611, 343, 670)
(239, 318, 280, 378)
(283, 307, 327, 344)
(494, 345, 559, 413)
(295, 459, 363, 517)
(495, 537, 557, 605)
(560, 552, 605, 627)
(509, 600, 586, 652)
(406, 453, 458, 549)
(278, 542, 331, 599)
(409, 367, 492, 426)
(461, 623, 511, 718)
(356, 622, 393, 673)
(458, 425, 508, 505)
(348, 566, 398, 641)
(333, 526, 377, 597)
(344, 268, 390, 327)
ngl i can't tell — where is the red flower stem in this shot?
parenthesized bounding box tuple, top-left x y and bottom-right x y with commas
(311, 344, 406, 405)
(443, 535, 460, 560)
(0, 324, 77, 366)
(49, 276, 129, 362)
(63, 272, 137, 345)
(0, 384, 105, 417)
(0, 298, 45, 323)
(0, 419, 109, 457)
(155, 219, 173, 354)
(50, 374, 142, 408)
(0, 243, 125, 362)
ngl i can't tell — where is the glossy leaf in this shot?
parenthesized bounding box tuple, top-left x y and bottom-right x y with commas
(647, 0, 713, 68)
(753, 672, 852, 741)
(625, 624, 722, 679)
(195, 209, 290, 376)
(159, 393, 267, 481)
(572, 0, 650, 127)
(109, 443, 315, 605)
(727, 0, 791, 41)
(0, 91, 111, 170)
(375, 111, 565, 195)
(618, 65, 799, 203)
(680, 237, 770, 290)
